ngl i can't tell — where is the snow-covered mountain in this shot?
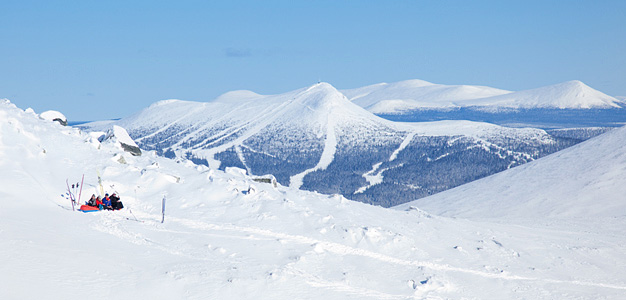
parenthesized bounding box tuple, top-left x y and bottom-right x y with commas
(466, 80, 622, 110)
(395, 123, 626, 220)
(83, 83, 577, 207)
(3, 99, 626, 299)
(341, 79, 511, 113)
(344, 79, 622, 113)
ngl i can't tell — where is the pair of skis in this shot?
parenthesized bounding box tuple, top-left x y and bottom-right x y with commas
(65, 175, 84, 211)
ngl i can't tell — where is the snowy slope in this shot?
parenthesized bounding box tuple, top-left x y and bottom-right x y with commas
(395, 124, 626, 220)
(3, 100, 626, 299)
(81, 83, 569, 207)
(110, 82, 390, 172)
(341, 79, 511, 113)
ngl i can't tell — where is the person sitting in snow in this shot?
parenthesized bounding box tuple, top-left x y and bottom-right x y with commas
(87, 194, 97, 207)
(95, 196, 103, 209)
(102, 193, 113, 210)
(109, 193, 123, 210)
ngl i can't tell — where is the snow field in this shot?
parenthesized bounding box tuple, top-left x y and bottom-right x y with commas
(2, 100, 626, 299)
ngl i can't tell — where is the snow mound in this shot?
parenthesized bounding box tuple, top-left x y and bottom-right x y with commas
(100, 125, 142, 156)
(39, 110, 68, 126)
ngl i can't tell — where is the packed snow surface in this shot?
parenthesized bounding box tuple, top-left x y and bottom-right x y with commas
(2, 99, 626, 299)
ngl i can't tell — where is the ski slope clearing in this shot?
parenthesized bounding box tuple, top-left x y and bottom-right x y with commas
(396, 123, 626, 221)
(3, 100, 626, 298)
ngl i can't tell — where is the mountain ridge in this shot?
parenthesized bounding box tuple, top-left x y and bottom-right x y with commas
(82, 82, 580, 207)
(342, 79, 622, 114)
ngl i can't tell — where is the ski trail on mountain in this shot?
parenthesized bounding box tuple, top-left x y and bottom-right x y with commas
(235, 145, 250, 174)
(289, 113, 337, 189)
(390, 132, 415, 161)
(356, 132, 416, 194)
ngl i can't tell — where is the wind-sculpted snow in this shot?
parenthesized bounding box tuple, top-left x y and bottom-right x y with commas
(81, 83, 587, 206)
(2, 99, 626, 299)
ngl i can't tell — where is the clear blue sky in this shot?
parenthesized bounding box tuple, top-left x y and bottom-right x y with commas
(1, 0, 625, 121)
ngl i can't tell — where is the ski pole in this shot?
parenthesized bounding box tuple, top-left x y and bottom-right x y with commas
(78, 174, 84, 204)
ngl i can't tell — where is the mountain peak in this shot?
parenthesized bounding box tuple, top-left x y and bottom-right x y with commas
(296, 82, 350, 111)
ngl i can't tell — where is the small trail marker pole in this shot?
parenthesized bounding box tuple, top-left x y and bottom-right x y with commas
(161, 195, 166, 224)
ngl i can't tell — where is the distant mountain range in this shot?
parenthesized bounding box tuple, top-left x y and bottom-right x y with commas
(350, 80, 626, 128)
(343, 79, 623, 113)
(81, 80, 620, 206)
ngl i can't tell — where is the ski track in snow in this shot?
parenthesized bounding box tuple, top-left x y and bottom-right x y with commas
(282, 265, 412, 300)
(289, 113, 337, 189)
(96, 210, 626, 295)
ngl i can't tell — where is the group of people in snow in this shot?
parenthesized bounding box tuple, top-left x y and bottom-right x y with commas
(86, 193, 124, 210)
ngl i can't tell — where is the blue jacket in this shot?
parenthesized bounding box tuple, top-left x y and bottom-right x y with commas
(103, 197, 111, 206)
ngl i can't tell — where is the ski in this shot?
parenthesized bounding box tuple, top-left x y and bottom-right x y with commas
(66, 179, 75, 211)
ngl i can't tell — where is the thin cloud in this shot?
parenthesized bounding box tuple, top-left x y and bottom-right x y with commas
(225, 47, 252, 58)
